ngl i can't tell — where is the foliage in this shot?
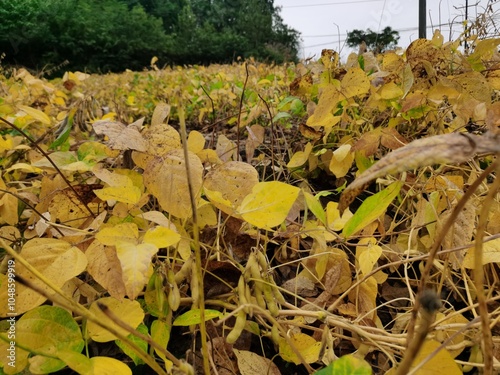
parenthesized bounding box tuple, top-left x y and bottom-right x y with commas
(0, 0, 168, 73)
(346, 26, 400, 53)
(1, 30, 500, 375)
(0, 0, 300, 73)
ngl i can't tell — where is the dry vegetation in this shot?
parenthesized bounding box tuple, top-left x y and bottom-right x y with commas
(1, 14, 500, 375)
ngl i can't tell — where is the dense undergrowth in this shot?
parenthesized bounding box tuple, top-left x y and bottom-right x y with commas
(1, 30, 500, 375)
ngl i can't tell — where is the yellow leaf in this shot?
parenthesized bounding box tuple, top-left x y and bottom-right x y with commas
(409, 340, 462, 374)
(464, 238, 500, 268)
(238, 181, 300, 229)
(197, 198, 217, 227)
(143, 226, 181, 248)
(90, 356, 133, 375)
(87, 297, 144, 342)
(144, 149, 203, 219)
(203, 187, 238, 216)
(278, 332, 321, 364)
(197, 149, 222, 164)
(287, 142, 313, 168)
(329, 144, 354, 178)
(0, 238, 87, 317)
(93, 167, 133, 187)
(6, 162, 43, 174)
(126, 95, 135, 105)
(379, 81, 404, 99)
(187, 130, 206, 153)
(0, 135, 13, 153)
(306, 86, 341, 128)
(94, 186, 142, 204)
(326, 202, 353, 231)
(434, 312, 469, 358)
(356, 237, 383, 275)
(0, 185, 18, 225)
(18, 105, 51, 125)
(0, 317, 30, 372)
(341, 67, 371, 98)
(116, 241, 158, 299)
(55, 350, 92, 375)
(96, 223, 139, 246)
(132, 123, 181, 168)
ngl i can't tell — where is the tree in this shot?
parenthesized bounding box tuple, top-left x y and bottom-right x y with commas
(0, 0, 169, 73)
(0, 0, 300, 73)
(168, 0, 301, 64)
(346, 26, 399, 54)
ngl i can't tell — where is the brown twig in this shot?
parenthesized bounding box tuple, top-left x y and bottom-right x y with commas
(473, 155, 500, 375)
(406, 160, 498, 343)
(236, 63, 249, 161)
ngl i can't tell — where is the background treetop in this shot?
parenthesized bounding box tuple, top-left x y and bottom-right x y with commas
(0, 0, 301, 73)
(346, 26, 400, 54)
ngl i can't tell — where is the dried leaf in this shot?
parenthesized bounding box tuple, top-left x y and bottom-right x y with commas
(437, 199, 475, 269)
(204, 161, 259, 210)
(339, 133, 500, 213)
(245, 124, 265, 161)
(144, 149, 203, 219)
(234, 349, 281, 375)
(93, 120, 147, 152)
(85, 240, 126, 299)
(151, 102, 171, 127)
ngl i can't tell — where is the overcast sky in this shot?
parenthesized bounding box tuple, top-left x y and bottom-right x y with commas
(273, 0, 499, 60)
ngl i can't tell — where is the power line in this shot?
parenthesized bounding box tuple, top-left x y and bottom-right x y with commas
(281, 0, 383, 8)
(301, 22, 462, 40)
(301, 22, 463, 49)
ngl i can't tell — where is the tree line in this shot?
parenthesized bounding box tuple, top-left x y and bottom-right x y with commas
(0, 0, 301, 74)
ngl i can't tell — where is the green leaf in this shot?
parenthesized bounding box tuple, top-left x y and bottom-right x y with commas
(315, 354, 372, 375)
(173, 309, 223, 326)
(50, 109, 76, 150)
(272, 111, 292, 122)
(342, 181, 402, 238)
(304, 191, 326, 225)
(115, 323, 148, 366)
(16, 306, 84, 374)
(151, 319, 171, 363)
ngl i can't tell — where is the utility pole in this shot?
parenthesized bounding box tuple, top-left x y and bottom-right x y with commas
(419, 0, 426, 38)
